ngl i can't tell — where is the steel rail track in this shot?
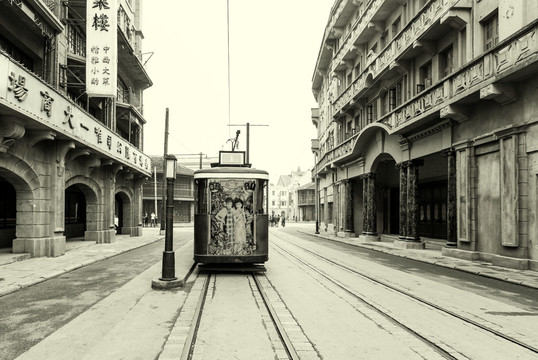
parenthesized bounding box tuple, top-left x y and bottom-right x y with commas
(269, 237, 457, 359)
(271, 231, 538, 357)
(181, 271, 300, 360)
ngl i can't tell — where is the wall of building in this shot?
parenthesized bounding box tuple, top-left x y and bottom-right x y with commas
(311, 0, 538, 270)
(0, 0, 151, 258)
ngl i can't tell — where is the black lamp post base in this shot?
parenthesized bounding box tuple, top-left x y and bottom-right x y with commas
(161, 251, 176, 279)
(151, 277, 183, 289)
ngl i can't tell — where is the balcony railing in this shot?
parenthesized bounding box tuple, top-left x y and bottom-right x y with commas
(117, 87, 142, 112)
(316, 22, 538, 174)
(381, 23, 538, 130)
(332, 0, 385, 68)
(40, 0, 56, 12)
(298, 192, 315, 206)
(143, 184, 194, 199)
(333, 0, 454, 114)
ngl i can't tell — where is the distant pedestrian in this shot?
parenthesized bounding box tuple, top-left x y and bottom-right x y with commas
(151, 212, 156, 227)
(281, 217, 285, 227)
(144, 212, 148, 227)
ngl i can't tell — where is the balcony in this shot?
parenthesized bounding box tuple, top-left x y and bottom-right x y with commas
(297, 189, 315, 207)
(143, 183, 194, 201)
(314, 132, 360, 174)
(118, 25, 152, 89)
(311, 108, 320, 127)
(380, 22, 538, 132)
(333, 0, 400, 68)
(332, 0, 469, 115)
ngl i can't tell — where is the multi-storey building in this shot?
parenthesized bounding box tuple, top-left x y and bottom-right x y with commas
(292, 171, 316, 222)
(312, 0, 538, 270)
(269, 180, 289, 220)
(142, 155, 205, 225)
(0, 0, 152, 257)
(269, 168, 307, 221)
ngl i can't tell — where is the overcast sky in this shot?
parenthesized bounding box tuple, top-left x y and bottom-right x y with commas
(141, 1, 334, 181)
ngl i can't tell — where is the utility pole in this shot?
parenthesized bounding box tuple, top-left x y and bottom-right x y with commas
(161, 108, 169, 233)
(227, 122, 268, 163)
(154, 166, 158, 220)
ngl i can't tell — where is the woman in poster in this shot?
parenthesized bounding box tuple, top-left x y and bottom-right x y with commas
(233, 198, 247, 254)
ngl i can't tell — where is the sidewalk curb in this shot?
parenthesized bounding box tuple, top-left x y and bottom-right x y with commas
(302, 230, 538, 290)
(0, 236, 164, 298)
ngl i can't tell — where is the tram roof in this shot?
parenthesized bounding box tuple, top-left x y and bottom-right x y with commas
(194, 166, 269, 180)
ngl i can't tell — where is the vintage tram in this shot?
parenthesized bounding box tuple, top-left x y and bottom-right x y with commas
(193, 151, 269, 267)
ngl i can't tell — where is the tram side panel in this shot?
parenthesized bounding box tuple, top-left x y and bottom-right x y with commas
(194, 214, 210, 256)
(255, 214, 268, 257)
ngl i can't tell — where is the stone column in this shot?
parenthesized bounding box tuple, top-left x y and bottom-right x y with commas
(362, 173, 377, 235)
(398, 162, 408, 240)
(344, 179, 354, 233)
(323, 187, 328, 229)
(445, 149, 457, 247)
(130, 176, 144, 237)
(406, 161, 421, 242)
(362, 174, 369, 235)
(333, 181, 339, 233)
(368, 173, 377, 235)
(314, 175, 320, 233)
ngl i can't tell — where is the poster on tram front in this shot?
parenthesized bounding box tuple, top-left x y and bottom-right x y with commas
(208, 178, 257, 256)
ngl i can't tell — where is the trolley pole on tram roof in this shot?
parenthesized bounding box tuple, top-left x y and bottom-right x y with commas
(227, 122, 268, 164)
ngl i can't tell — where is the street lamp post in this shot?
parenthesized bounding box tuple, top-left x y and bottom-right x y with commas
(152, 153, 185, 289)
(161, 154, 177, 281)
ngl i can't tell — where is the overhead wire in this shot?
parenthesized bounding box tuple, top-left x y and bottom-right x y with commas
(226, 0, 231, 139)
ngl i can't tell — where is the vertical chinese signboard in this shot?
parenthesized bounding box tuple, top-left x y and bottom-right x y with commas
(86, 0, 117, 97)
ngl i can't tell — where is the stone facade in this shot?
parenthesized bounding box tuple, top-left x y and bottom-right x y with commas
(311, 0, 538, 270)
(0, 0, 152, 257)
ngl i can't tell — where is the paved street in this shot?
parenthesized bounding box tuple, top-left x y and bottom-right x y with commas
(1, 224, 538, 359)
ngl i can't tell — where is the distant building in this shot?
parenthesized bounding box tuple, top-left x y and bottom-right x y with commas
(142, 156, 194, 224)
(269, 168, 309, 221)
(142, 154, 220, 224)
(312, 0, 538, 270)
(292, 172, 316, 222)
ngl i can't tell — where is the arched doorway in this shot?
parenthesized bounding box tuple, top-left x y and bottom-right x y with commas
(0, 175, 16, 248)
(372, 155, 399, 235)
(115, 191, 132, 235)
(64, 185, 87, 239)
(115, 194, 123, 234)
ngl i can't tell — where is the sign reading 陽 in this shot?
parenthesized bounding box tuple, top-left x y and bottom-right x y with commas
(86, 0, 117, 97)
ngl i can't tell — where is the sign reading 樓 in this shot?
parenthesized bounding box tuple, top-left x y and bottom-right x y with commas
(86, 0, 117, 97)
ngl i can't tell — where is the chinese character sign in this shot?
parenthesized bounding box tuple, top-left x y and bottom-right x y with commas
(86, 0, 117, 97)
